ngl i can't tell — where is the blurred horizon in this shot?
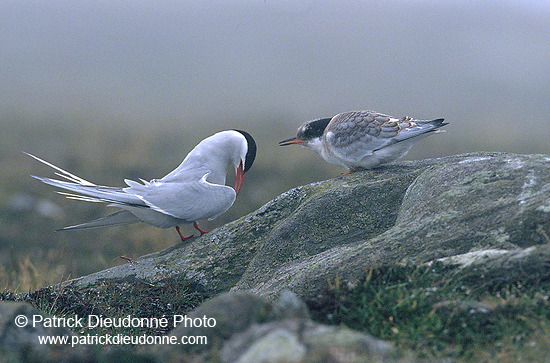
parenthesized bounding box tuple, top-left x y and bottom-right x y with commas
(1, 1, 549, 139)
(1, 0, 548, 290)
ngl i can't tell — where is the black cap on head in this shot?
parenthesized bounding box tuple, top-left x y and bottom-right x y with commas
(297, 118, 331, 140)
(232, 129, 257, 172)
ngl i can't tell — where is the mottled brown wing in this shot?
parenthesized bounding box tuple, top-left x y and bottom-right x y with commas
(325, 110, 411, 150)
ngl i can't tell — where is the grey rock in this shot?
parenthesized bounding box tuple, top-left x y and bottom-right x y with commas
(40, 152, 550, 302)
(239, 152, 550, 299)
(267, 290, 310, 321)
(154, 291, 270, 359)
(234, 328, 306, 363)
(0, 301, 85, 362)
(437, 244, 550, 291)
(173, 290, 269, 340)
(157, 290, 309, 358)
(221, 319, 396, 363)
(301, 322, 397, 363)
(155, 290, 396, 362)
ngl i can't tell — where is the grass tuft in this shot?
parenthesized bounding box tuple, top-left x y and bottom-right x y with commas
(308, 262, 549, 361)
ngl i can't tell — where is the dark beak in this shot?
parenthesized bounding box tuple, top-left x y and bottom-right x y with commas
(278, 137, 306, 146)
(234, 160, 245, 195)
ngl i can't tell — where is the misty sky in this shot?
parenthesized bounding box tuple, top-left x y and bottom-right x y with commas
(1, 0, 548, 153)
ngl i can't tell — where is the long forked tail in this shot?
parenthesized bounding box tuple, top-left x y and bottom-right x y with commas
(25, 152, 146, 208)
(58, 210, 140, 231)
(427, 118, 448, 130)
(384, 117, 448, 148)
(24, 152, 96, 186)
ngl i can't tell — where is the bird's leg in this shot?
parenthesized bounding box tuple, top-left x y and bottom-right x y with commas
(176, 226, 194, 241)
(340, 168, 358, 176)
(117, 256, 136, 264)
(193, 222, 209, 236)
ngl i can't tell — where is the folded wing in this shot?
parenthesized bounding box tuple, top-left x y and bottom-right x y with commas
(124, 174, 236, 222)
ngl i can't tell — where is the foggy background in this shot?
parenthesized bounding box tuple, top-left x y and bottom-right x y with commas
(2, 1, 549, 142)
(0, 0, 548, 289)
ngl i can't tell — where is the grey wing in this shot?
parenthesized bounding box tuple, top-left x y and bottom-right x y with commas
(325, 111, 400, 157)
(124, 174, 236, 222)
(325, 110, 446, 157)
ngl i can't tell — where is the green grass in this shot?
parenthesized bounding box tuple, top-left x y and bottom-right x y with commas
(308, 263, 550, 361)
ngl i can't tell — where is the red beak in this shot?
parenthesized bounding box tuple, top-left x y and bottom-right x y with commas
(234, 160, 245, 195)
(278, 137, 305, 146)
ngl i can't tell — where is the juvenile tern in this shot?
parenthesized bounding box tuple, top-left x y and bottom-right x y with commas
(279, 110, 447, 174)
(27, 129, 257, 241)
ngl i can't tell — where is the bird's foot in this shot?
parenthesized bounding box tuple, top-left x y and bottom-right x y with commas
(193, 222, 209, 236)
(340, 168, 358, 177)
(176, 226, 194, 241)
(117, 256, 136, 264)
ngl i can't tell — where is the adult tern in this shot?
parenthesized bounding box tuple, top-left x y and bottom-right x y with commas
(27, 129, 257, 241)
